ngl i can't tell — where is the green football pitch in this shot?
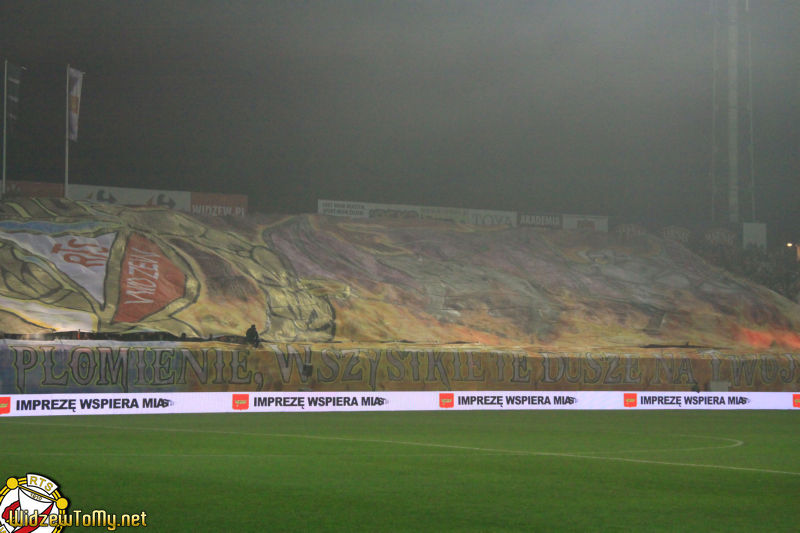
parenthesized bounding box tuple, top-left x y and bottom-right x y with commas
(1, 410, 798, 532)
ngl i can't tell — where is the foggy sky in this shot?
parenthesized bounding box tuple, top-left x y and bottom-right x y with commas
(1, 1, 798, 243)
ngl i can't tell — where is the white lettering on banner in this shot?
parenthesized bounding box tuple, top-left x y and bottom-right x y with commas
(519, 214, 562, 228)
(51, 239, 109, 268)
(469, 214, 514, 226)
(563, 214, 609, 232)
(122, 247, 160, 305)
(113, 234, 185, 323)
(466, 209, 517, 227)
(190, 205, 246, 217)
(0, 232, 115, 304)
(317, 200, 368, 218)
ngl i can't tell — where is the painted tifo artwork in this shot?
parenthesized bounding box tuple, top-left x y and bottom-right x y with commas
(0, 197, 798, 352)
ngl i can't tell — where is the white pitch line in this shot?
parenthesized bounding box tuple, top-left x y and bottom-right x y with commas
(3, 419, 798, 477)
(556, 454, 800, 477)
(577, 433, 744, 454)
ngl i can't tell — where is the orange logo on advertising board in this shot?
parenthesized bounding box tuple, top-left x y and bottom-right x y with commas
(0, 397, 9, 415)
(232, 394, 249, 411)
(624, 393, 637, 408)
(793, 394, 800, 408)
(439, 393, 454, 409)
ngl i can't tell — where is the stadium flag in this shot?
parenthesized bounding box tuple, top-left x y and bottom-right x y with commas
(65, 64, 84, 199)
(67, 66, 83, 141)
(3, 60, 23, 197)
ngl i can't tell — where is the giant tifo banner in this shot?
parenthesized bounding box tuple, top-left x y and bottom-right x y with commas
(2, 341, 799, 395)
(1, 198, 799, 351)
(2, 198, 800, 415)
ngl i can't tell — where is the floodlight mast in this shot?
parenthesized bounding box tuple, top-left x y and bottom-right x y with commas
(710, 0, 756, 225)
(726, 0, 739, 224)
(745, 0, 756, 223)
(710, 3, 719, 224)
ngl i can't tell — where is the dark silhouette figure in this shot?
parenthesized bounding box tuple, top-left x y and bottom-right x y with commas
(245, 324, 260, 347)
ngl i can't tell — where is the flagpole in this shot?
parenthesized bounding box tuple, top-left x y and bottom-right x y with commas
(2, 59, 7, 198)
(64, 64, 70, 199)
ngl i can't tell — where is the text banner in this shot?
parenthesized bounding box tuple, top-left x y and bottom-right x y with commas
(2, 341, 800, 395)
(1, 390, 797, 417)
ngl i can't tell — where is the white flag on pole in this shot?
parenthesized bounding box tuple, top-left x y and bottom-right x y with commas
(6, 62, 22, 133)
(67, 67, 83, 141)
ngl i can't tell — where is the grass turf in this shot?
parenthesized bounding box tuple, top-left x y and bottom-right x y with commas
(1, 411, 798, 532)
